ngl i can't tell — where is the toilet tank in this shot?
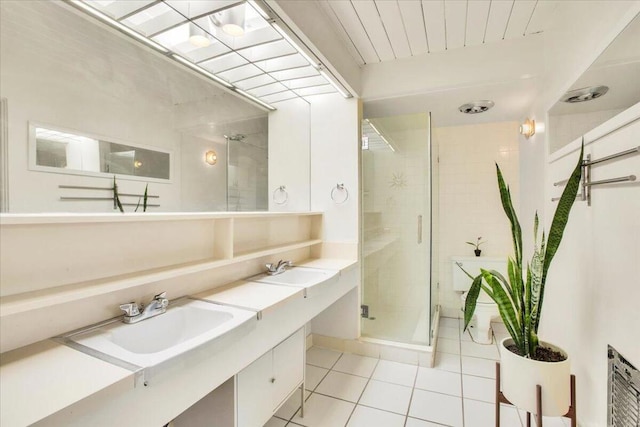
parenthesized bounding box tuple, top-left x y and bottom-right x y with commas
(452, 257, 508, 292)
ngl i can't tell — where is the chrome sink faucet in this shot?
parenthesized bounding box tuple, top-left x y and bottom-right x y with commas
(119, 292, 169, 324)
(266, 260, 292, 275)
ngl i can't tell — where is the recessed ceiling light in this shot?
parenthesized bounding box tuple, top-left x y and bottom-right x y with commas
(458, 100, 495, 114)
(188, 27, 211, 47)
(561, 86, 609, 103)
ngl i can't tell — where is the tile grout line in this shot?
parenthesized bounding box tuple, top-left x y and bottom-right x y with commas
(403, 355, 422, 427)
(459, 317, 466, 427)
(287, 350, 345, 426)
(341, 355, 381, 426)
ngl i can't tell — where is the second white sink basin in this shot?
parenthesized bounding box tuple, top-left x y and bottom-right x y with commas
(251, 266, 339, 297)
(65, 298, 256, 383)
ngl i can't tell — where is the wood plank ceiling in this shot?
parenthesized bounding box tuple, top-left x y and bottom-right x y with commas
(320, 0, 558, 65)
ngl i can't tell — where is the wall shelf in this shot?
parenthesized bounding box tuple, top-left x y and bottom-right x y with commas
(0, 212, 324, 352)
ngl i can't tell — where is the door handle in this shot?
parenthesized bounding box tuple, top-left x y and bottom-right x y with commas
(417, 215, 423, 244)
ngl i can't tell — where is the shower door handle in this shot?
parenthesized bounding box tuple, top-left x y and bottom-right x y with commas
(417, 215, 423, 244)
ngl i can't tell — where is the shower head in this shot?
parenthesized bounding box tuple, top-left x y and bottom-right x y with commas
(225, 134, 246, 141)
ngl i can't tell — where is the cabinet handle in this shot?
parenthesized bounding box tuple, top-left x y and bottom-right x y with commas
(270, 377, 276, 383)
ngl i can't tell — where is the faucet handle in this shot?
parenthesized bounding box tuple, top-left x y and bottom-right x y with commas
(153, 291, 167, 301)
(119, 302, 140, 317)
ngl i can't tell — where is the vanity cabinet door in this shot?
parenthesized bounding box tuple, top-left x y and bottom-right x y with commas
(236, 351, 274, 427)
(236, 328, 305, 427)
(272, 329, 304, 409)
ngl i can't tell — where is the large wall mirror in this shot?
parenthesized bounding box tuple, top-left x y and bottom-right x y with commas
(0, 1, 309, 213)
(548, 13, 640, 153)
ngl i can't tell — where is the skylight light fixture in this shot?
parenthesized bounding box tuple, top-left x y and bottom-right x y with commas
(247, 0, 270, 20)
(67, 0, 169, 53)
(272, 23, 320, 69)
(172, 54, 233, 88)
(234, 88, 276, 111)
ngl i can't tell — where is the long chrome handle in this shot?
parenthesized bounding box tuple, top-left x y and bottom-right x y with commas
(417, 215, 423, 244)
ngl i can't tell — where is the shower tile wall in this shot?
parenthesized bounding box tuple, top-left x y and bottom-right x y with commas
(436, 122, 519, 318)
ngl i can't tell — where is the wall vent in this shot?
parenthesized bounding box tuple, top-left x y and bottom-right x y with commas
(608, 345, 640, 426)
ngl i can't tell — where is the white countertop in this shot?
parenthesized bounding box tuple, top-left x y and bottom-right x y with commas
(296, 258, 358, 272)
(0, 257, 357, 426)
(196, 280, 303, 316)
(0, 340, 135, 427)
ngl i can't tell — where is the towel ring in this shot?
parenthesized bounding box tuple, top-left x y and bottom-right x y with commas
(273, 185, 288, 205)
(331, 183, 349, 204)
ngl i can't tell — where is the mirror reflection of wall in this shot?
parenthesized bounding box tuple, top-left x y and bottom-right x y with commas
(0, 1, 271, 213)
(548, 13, 640, 153)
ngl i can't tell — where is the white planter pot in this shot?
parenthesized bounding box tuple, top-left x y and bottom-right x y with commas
(500, 337, 571, 416)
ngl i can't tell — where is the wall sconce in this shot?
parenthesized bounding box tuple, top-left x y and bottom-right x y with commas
(519, 118, 536, 139)
(205, 150, 218, 165)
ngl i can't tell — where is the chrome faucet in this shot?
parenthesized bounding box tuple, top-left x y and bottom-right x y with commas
(266, 260, 293, 275)
(119, 292, 169, 324)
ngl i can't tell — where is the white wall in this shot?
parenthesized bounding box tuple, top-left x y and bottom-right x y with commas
(180, 137, 227, 212)
(548, 108, 624, 153)
(516, 3, 640, 425)
(268, 98, 310, 211)
(520, 2, 640, 240)
(541, 109, 640, 426)
(308, 93, 361, 339)
(436, 122, 520, 317)
(309, 93, 360, 242)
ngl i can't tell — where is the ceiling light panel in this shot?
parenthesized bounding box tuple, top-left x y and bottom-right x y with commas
(165, 0, 241, 19)
(74, 0, 351, 109)
(261, 91, 299, 103)
(283, 75, 328, 90)
(233, 74, 275, 90)
(84, 0, 155, 20)
(120, 2, 186, 37)
(294, 85, 336, 97)
(217, 63, 263, 82)
(199, 52, 248, 74)
(152, 23, 229, 62)
(255, 54, 309, 73)
(236, 39, 297, 63)
(191, 3, 279, 50)
(248, 82, 288, 97)
(269, 66, 319, 81)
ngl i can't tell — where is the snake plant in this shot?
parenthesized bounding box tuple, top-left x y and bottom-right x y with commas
(463, 144, 583, 358)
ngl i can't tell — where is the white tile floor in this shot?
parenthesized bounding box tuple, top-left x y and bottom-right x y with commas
(266, 317, 571, 427)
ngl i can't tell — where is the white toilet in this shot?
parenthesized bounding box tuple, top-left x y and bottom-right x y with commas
(452, 257, 507, 344)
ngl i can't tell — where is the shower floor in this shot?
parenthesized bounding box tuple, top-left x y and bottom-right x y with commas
(361, 305, 431, 346)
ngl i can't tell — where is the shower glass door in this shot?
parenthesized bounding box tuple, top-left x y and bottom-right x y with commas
(361, 112, 437, 346)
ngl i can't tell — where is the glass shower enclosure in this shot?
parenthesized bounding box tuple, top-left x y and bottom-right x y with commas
(361, 112, 439, 347)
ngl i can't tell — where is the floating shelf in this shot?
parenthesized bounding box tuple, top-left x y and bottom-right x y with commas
(0, 212, 324, 352)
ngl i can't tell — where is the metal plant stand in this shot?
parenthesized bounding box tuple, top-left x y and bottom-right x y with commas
(495, 362, 576, 427)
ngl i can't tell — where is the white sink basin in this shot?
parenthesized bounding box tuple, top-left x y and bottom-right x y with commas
(65, 298, 256, 383)
(251, 267, 339, 297)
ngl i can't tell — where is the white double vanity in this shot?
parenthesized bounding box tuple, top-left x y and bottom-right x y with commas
(0, 212, 358, 426)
